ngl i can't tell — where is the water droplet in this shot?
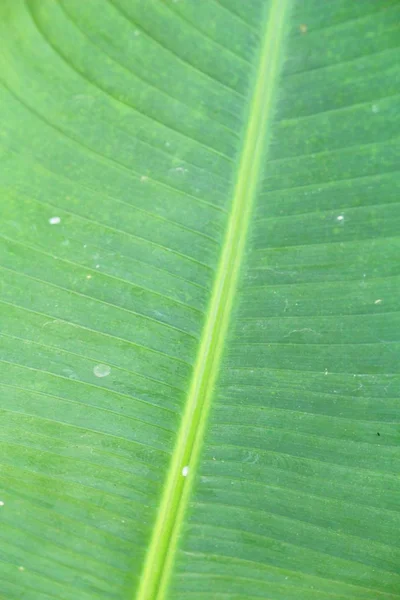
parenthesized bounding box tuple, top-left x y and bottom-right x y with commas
(93, 364, 111, 378)
(49, 216, 61, 225)
(182, 466, 189, 477)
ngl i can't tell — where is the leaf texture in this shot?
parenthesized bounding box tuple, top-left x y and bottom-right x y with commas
(0, 1, 399, 599)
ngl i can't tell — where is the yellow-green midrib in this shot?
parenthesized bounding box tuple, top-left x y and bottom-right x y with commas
(136, 1, 291, 598)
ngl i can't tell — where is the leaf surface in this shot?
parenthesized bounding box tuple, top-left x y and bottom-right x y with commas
(0, 1, 399, 599)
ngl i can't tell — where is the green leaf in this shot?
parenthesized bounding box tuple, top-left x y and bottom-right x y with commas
(0, 1, 399, 599)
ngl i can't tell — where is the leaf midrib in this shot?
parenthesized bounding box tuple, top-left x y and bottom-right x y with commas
(136, 2, 290, 598)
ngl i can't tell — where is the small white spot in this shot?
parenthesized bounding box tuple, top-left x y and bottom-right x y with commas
(95, 264, 100, 269)
(93, 364, 111, 378)
(0, 501, 4, 506)
(374, 299, 383, 304)
(336, 215, 344, 222)
(182, 466, 189, 477)
(18, 566, 25, 572)
(372, 104, 379, 113)
(133, 30, 140, 37)
(49, 216, 61, 225)
(174, 166, 188, 174)
(140, 175, 149, 183)
(86, 274, 92, 280)
(324, 368, 329, 376)
(83, 244, 87, 249)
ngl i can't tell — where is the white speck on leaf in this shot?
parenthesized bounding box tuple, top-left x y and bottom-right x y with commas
(336, 215, 344, 222)
(0, 501, 4, 506)
(49, 216, 61, 225)
(140, 175, 149, 183)
(18, 566, 25, 572)
(284, 327, 319, 339)
(182, 466, 189, 477)
(372, 104, 379, 113)
(93, 364, 111, 378)
(42, 319, 61, 328)
(374, 299, 383, 304)
(95, 264, 100, 269)
(86, 274, 92, 280)
(133, 30, 140, 37)
(172, 166, 188, 175)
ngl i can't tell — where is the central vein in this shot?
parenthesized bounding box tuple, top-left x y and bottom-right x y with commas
(136, 2, 290, 598)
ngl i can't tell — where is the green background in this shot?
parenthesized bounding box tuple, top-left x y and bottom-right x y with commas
(0, 1, 399, 598)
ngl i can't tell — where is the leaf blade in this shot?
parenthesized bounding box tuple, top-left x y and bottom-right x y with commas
(0, 1, 399, 599)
